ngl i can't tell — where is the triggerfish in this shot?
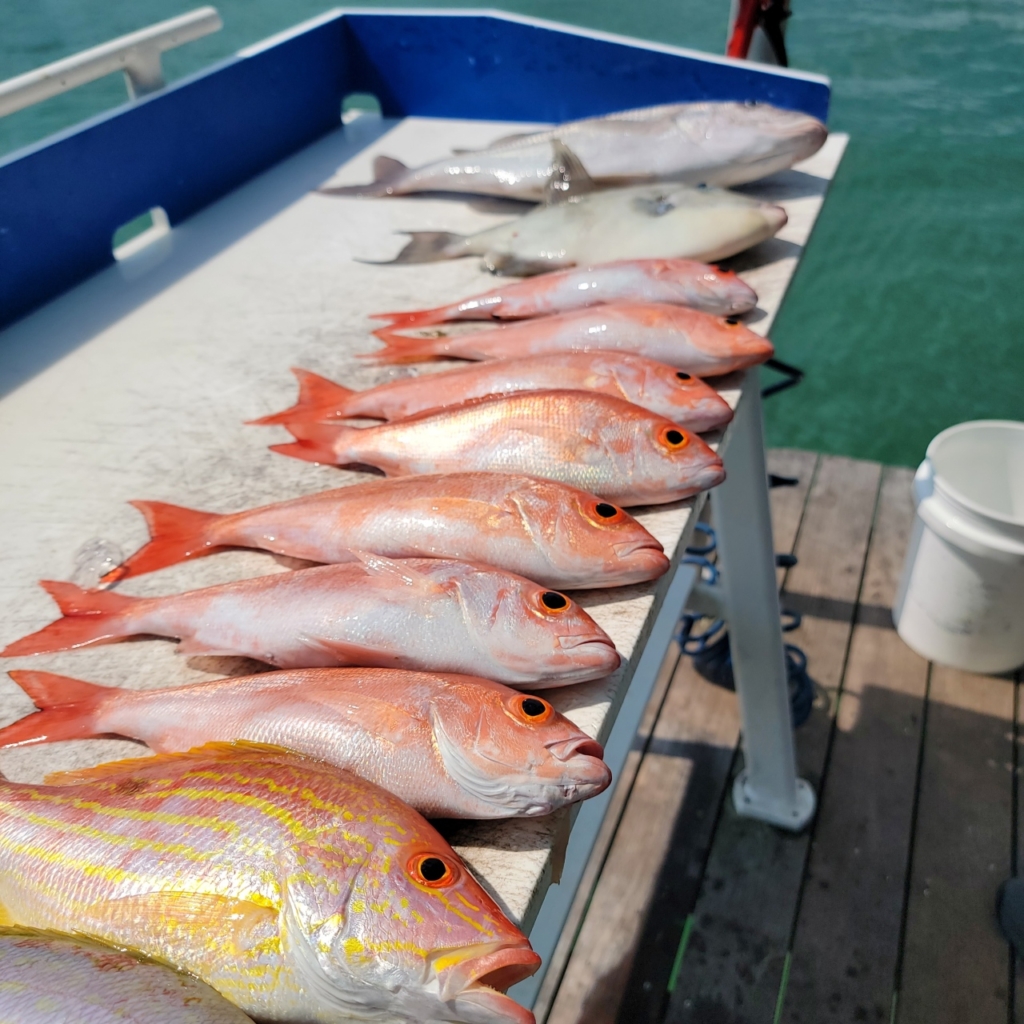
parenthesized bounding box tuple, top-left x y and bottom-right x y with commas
(1, 556, 619, 688)
(371, 259, 758, 326)
(326, 100, 826, 199)
(0, 667, 612, 818)
(269, 391, 726, 506)
(101, 473, 669, 590)
(0, 929, 255, 1023)
(368, 303, 773, 378)
(375, 182, 787, 274)
(255, 355, 733, 430)
(0, 742, 543, 1024)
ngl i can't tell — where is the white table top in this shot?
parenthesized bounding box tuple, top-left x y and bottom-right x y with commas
(0, 113, 846, 928)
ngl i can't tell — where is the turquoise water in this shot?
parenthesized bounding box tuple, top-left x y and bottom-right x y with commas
(3, 0, 1022, 465)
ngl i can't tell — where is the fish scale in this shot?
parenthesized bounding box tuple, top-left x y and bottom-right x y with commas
(0, 744, 541, 1024)
(0, 930, 255, 1023)
(274, 389, 725, 506)
(0, 667, 612, 818)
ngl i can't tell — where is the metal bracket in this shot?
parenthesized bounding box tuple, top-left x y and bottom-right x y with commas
(713, 369, 816, 832)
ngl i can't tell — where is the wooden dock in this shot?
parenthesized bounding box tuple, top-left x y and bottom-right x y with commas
(534, 448, 1021, 1024)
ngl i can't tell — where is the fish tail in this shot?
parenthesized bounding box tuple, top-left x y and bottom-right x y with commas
(318, 155, 412, 197)
(0, 671, 113, 747)
(269, 420, 353, 466)
(358, 232, 470, 266)
(249, 368, 356, 426)
(361, 327, 451, 365)
(101, 501, 223, 584)
(1, 582, 139, 657)
(368, 307, 449, 329)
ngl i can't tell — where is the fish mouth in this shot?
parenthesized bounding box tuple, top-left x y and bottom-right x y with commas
(443, 945, 542, 1024)
(556, 634, 619, 666)
(695, 460, 727, 490)
(612, 538, 665, 559)
(761, 203, 788, 235)
(546, 735, 605, 761)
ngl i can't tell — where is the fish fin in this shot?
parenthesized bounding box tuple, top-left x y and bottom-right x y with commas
(269, 418, 357, 466)
(0, 582, 138, 657)
(545, 139, 597, 206)
(357, 231, 469, 266)
(44, 740, 291, 786)
(90, 893, 278, 954)
(483, 131, 534, 148)
(249, 368, 356, 427)
(484, 252, 575, 277)
(360, 327, 452, 365)
(318, 154, 411, 197)
(348, 550, 445, 593)
(549, 808, 572, 885)
(300, 635, 402, 668)
(367, 307, 449, 329)
(0, 671, 112, 748)
(175, 637, 240, 657)
(101, 501, 223, 585)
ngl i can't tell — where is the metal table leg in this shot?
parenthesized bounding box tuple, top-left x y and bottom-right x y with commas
(713, 369, 816, 830)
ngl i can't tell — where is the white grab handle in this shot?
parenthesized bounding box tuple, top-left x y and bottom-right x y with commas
(0, 7, 222, 116)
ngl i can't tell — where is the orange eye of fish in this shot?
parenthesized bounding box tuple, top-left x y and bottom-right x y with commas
(539, 590, 570, 614)
(587, 500, 625, 527)
(675, 371, 693, 382)
(516, 695, 553, 723)
(658, 426, 689, 451)
(408, 853, 457, 888)
(724, 318, 740, 326)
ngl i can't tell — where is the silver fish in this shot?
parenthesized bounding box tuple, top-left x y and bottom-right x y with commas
(0, 929, 254, 1023)
(327, 101, 826, 199)
(376, 183, 787, 275)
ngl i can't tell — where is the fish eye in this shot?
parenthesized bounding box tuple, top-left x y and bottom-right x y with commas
(675, 371, 693, 381)
(581, 499, 626, 528)
(724, 318, 740, 326)
(658, 426, 689, 451)
(516, 695, 553, 723)
(540, 590, 570, 613)
(408, 853, 457, 888)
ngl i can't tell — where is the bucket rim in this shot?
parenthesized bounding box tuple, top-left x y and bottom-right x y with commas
(925, 419, 1024, 529)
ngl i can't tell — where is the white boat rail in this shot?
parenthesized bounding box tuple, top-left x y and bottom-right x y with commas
(0, 7, 222, 116)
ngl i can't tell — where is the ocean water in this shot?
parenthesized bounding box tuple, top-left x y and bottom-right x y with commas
(3, 0, 1022, 465)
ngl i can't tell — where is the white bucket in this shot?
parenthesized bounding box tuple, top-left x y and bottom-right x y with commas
(893, 420, 1024, 674)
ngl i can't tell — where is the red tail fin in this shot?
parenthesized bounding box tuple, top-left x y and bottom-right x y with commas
(102, 501, 222, 585)
(0, 671, 113, 747)
(368, 308, 450, 329)
(248, 368, 356, 427)
(360, 327, 451, 365)
(1, 582, 138, 657)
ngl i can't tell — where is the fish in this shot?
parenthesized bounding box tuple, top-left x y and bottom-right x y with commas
(325, 100, 827, 199)
(0, 929, 255, 1023)
(100, 473, 668, 590)
(375, 182, 788, 274)
(370, 259, 758, 327)
(368, 302, 773, 378)
(0, 667, 612, 819)
(255, 355, 733, 430)
(0, 742, 542, 1024)
(269, 390, 726, 507)
(1, 555, 619, 688)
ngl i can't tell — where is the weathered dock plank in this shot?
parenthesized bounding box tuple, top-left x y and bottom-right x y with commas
(665, 454, 882, 1024)
(897, 665, 1013, 1023)
(780, 466, 929, 1023)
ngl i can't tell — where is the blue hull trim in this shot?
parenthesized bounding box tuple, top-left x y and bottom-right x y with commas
(0, 10, 831, 333)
